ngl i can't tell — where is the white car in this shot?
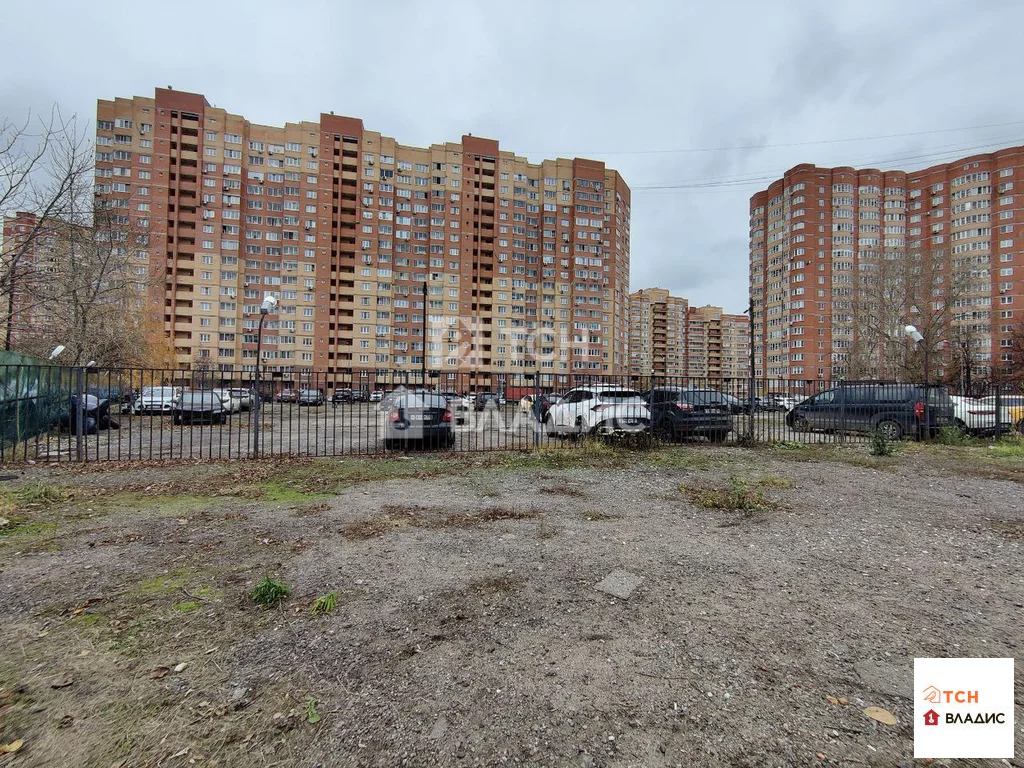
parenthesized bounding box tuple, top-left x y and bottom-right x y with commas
(211, 388, 241, 413)
(440, 392, 471, 424)
(227, 388, 255, 411)
(973, 395, 1023, 435)
(544, 385, 650, 437)
(129, 386, 180, 415)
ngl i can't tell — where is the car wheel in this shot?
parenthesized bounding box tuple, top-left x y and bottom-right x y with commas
(653, 419, 675, 442)
(173, 415, 182, 425)
(790, 415, 809, 433)
(544, 413, 559, 438)
(876, 420, 903, 441)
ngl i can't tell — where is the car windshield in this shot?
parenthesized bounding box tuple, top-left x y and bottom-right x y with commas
(142, 387, 176, 397)
(181, 393, 218, 406)
(598, 390, 641, 401)
(397, 394, 447, 408)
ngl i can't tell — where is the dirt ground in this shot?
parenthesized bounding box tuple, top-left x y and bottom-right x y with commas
(0, 441, 1021, 767)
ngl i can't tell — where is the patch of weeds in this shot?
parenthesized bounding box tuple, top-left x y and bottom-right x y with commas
(756, 475, 793, 488)
(734, 433, 761, 448)
(479, 487, 502, 498)
(343, 504, 541, 539)
(539, 486, 585, 497)
(936, 426, 977, 446)
(985, 440, 1024, 458)
(136, 570, 191, 596)
(0, 518, 59, 539)
(261, 481, 329, 503)
(311, 591, 338, 617)
(251, 576, 290, 608)
(869, 429, 896, 457)
(69, 612, 105, 627)
(684, 476, 777, 517)
(302, 696, 321, 724)
(644, 448, 716, 471)
(990, 521, 1024, 540)
(172, 600, 200, 613)
(15, 483, 66, 505)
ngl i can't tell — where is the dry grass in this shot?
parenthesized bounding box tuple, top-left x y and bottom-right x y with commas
(342, 504, 542, 540)
(538, 486, 586, 497)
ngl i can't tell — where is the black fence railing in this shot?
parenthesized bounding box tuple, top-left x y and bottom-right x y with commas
(1, 366, 1021, 463)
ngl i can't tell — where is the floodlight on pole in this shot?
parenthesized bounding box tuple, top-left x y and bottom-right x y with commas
(48, 345, 65, 361)
(904, 324, 924, 343)
(253, 293, 279, 456)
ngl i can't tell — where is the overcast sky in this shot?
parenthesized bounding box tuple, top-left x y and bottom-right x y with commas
(4, 0, 1023, 312)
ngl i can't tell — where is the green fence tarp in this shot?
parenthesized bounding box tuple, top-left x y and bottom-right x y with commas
(0, 353, 72, 449)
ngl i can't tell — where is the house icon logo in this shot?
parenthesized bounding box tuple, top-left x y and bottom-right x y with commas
(922, 685, 941, 703)
(923, 709, 940, 726)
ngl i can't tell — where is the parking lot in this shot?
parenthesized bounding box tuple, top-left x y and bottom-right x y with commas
(21, 402, 867, 462)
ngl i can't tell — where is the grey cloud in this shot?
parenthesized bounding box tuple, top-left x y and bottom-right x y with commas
(4, 0, 1024, 317)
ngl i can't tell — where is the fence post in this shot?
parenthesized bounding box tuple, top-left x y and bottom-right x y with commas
(74, 365, 84, 462)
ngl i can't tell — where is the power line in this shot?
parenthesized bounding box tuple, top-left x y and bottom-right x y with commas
(631, 136, 1024, 194)
(527, 119, 1024, 158)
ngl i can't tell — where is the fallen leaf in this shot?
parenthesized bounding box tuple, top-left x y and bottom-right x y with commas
(863, 706, 897, 725)
(50, 677, 74, 689)
(0, 739, 23, 754)
(838, 696, 848, 706)
(149, 666, 170, 679)
(826, 695, 838, 705)
(816, 753, 826, 761)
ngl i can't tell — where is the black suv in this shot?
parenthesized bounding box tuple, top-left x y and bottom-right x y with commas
(646, 387, 734, 442)
(786, 383, 955, 440)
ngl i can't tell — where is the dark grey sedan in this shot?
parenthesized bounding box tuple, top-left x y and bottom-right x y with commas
(383, 392, 454, 450)
(173, 391, 228, 425)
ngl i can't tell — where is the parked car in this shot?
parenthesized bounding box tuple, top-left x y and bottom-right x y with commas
(227, 388, 255, 411)
(646, 387, 734, 443)
(544, 385, 650, 437)
(276, 388, 299, 403)
(681, 389, 748, 415)
(128, 386, 180, 415)
(786, 383, 955, 440)
(369, 390, 384, 403)
(440, 391, 471, 424)
(331, 388, 353, 405)
(978, 395, 1024, 432)
(211, 388, 241, 413)
(352, 390, 371, 403)
(297, 389, 325, 406)
(520, 393, 561, 421)
(58, 394, 119, 434)
(173, 391, 228, 425)
(474, 392, 501, 411)
(769, 394, 798, 412)
(949, 395, 1013, 436)
(383, 392, 454, 450)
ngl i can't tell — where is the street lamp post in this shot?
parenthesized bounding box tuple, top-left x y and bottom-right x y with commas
(253, 294, 278, 456)
(421, 279, 428, 388)
(905, 324, 928, 440)
(745, 300, 756, 440)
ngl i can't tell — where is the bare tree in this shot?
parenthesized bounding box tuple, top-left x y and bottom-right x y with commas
(846, 245, 984, 386)
(1, 107, 93, 350)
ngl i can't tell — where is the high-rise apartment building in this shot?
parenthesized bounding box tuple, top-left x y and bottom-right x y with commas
(627, 288, 749, 381)
(628, 288, 688, 378)
(749, 148, 1024, 385)
(94, 88, 631, 388)
(686, 305, 750, 381)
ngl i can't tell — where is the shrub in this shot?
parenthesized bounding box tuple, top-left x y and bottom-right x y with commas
(869, 429, 895, 457)
(311, 591, 338, 617)
(251, 576, 290, 608)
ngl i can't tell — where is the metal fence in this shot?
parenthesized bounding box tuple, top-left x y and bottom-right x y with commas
(1, 365, 1021, 463)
